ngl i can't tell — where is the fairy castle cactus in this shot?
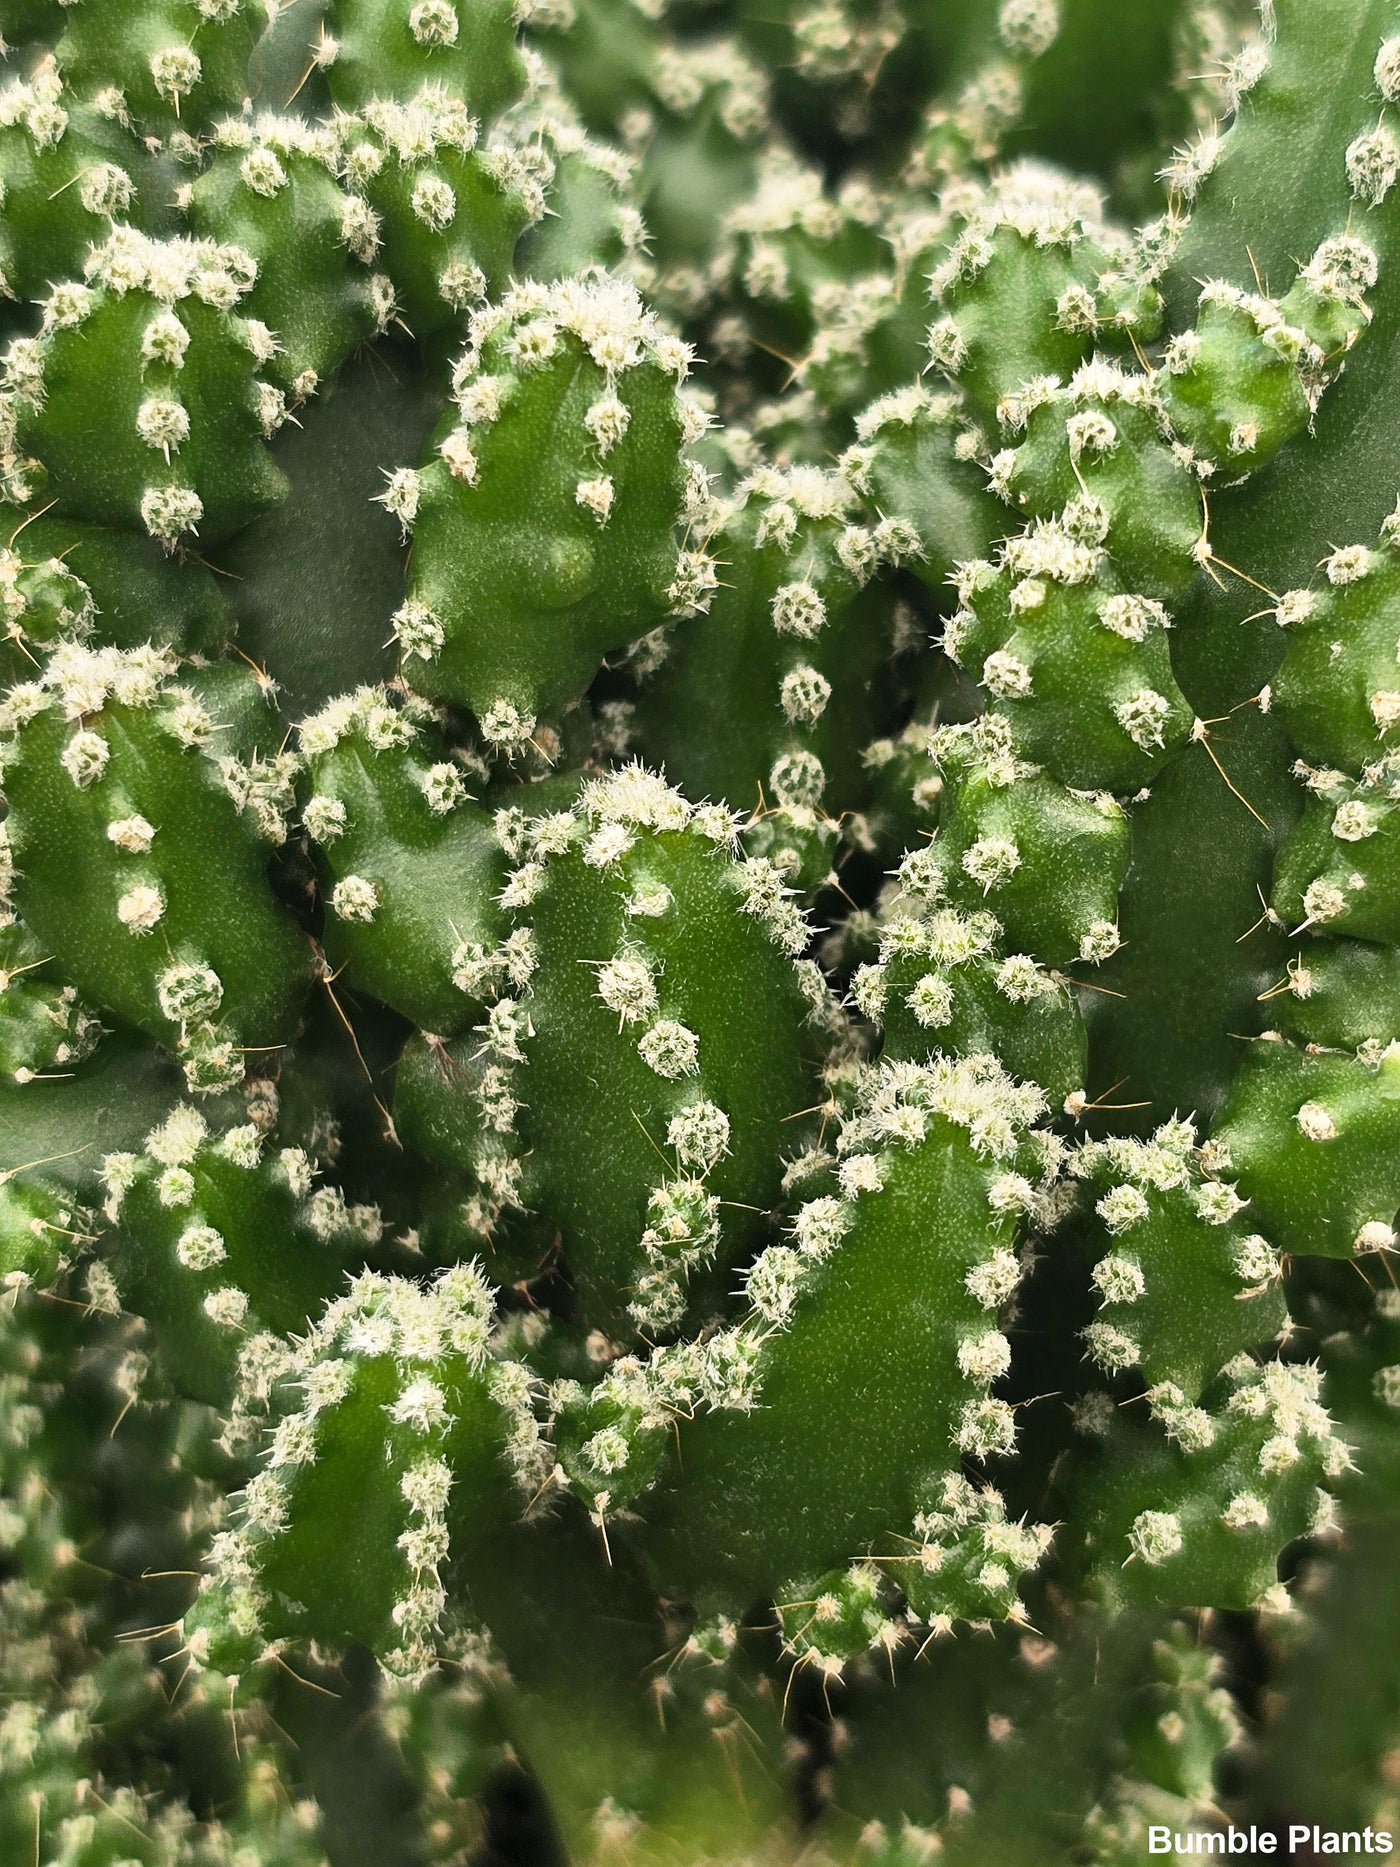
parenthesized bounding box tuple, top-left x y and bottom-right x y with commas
(0, 0, 1398, 1861)
(183, 115, 394, 396)
(391, 764, 823, 1335)
(392, 272, 710, 740)
(624, 459, 918, 827)
(559, 1051, 1059, 1641)
(101, 1098, 379, 1408)
(0, 644, 310, 1090)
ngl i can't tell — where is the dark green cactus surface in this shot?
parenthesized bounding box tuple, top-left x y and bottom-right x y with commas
(0, 0, 1397, 1861)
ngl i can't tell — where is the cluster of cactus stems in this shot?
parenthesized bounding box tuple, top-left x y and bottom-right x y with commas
(1, 0, 1399, 1859)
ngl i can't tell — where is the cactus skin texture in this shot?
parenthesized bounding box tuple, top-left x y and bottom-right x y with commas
(101, 1100, 377, 1409)
(299, 684, 506, 1035)
(600, 1053, 1058, 1629)
(5, 229, 291, 545)
(392, 766, 823, 1338)
(0, 0, 1398, 1861)
(394, 273, 709, 737)
(0, 647, 311, 1092)
(183, 116, 392, 398)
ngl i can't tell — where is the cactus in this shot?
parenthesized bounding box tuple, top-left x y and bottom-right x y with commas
(4, 227, 291, 542)
(337, 93, 543, 339)
(625, 459, 912, 821)
(0, 645, 311, 1092)
(0, 63, 152, 320)
(183, 114, 392, 397)
(0, 0, 1397, 1861)
(298, 683, 505, 1034)
(101, 1098, 379, 1408)
(813, 1608, 1244, 1867)
(49, 0, 267, 135)
(392, 272, 710, 736)
(320, 0, 530, 127)
(1250, 1252, 1400, 1840)
(186, 1263, 548, 1680)
(549, 1050, 1057, 1637)
(391, 764, 825, 1336)
(0, 915, 102, 1087)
